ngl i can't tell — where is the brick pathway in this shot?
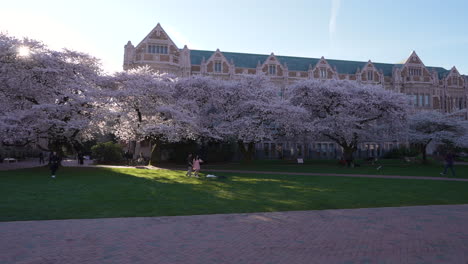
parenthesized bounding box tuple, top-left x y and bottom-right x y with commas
(2, 204, 468, 264)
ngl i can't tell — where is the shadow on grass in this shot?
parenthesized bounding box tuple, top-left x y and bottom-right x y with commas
(200, 159, 468, 178)
(1, 166, 468, 222)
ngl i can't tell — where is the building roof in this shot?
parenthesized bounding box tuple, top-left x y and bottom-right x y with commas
(190, 49, 450, 78)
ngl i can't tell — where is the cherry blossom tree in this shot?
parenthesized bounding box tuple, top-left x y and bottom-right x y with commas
(173, 75, 229, 142)
(407, 110, 468, 161)
(0, 33, 104, 152)
(211, 75, 304, 161)
(105, 67, 199, 164)
(287, 79, 409, 164)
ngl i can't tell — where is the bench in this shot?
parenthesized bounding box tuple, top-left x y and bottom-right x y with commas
(3, 158, 18, 163)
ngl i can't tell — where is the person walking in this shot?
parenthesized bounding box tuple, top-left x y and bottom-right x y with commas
(192, 155, 203, 178)
(440, 152, 456, 177)
(39, 152, 45, 164)
(186, 153, 193, 177)
(49, 152, 62, 178)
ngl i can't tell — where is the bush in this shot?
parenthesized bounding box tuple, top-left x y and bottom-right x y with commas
(383, 146, 419, 159)
(91, 142, 124, 164)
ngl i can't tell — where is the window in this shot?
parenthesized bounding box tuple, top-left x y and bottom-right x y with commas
(214, 61, 222, 73)
(418, 94, 423, 106)
(412, 94, 417, 105)
(147, 45, 168, 54)
(424, 94, 429, 106)
(320, 68, 327, 78)
(409, 67, 422, 76)
(268, 65, 276, 75)
(453, 77, 458, 86)
(367, 71, 373, 81)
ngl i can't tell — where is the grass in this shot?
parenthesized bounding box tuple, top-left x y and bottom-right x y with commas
(198, 159, 468, 178)
(1, 165, 468, 222)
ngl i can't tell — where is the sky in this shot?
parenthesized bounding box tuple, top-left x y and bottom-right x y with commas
(1, 0, 468, 74)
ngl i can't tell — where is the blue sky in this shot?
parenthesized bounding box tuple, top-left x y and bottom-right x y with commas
(1, 0, 468, 74)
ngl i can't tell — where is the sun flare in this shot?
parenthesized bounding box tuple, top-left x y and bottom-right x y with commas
(18, 46, 30, 57)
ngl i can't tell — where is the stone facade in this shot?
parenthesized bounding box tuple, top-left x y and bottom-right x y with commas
(124, 23, 468, 160)
(124, 23, 468, 115)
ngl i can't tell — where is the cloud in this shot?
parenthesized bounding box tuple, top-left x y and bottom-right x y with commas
(329, 0, 341, 37)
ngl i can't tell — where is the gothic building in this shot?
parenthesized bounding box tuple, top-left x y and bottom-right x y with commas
(123, 23, 468, 159)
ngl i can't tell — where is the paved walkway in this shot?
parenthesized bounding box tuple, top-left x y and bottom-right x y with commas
(1, 204, 468, 264)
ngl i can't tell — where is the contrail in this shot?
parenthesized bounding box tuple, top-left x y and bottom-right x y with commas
(329, 0, 341, 36)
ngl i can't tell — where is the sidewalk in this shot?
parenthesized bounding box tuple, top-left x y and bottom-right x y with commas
(0, 158, 45, 171)
(1, 204, 468, 264)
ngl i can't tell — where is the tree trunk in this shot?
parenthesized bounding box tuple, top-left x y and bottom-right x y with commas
(149, 140, 161, 166)
(421, 144, 428, 163)
(342, 146, 355, 168)
(238, 141, 255, 161)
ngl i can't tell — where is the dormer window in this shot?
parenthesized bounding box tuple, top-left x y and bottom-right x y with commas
(214, 61, 222, 73)
(409, 67, 422, 76)
(367, 71, 373, 81)
(269, 65, 276, 75)
(148, 45, 168, 54)
(320, 68, 327, 79)
(452, 77, 458, 86)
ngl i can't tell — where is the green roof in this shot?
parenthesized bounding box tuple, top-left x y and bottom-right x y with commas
(190, 49, 450, 77)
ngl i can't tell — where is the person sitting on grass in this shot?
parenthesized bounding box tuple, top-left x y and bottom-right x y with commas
(192, 155, 203, 178)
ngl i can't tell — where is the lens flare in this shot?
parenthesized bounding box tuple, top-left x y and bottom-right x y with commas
(18, 46, 30, 57)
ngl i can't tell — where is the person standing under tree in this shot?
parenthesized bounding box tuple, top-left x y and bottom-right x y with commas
(192, 155, 203, 178)
(186, 153, 193, 177)
(49, 152, 62, 178)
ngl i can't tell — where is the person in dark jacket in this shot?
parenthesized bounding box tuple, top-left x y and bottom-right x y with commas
(49, 152, 62, 178)
(186, 153, 193, 177)
(440, 152, 456, 177)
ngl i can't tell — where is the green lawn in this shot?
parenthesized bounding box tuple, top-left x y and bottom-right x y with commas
(1, 166, 468, 222)
(199, 159, 468, 178)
